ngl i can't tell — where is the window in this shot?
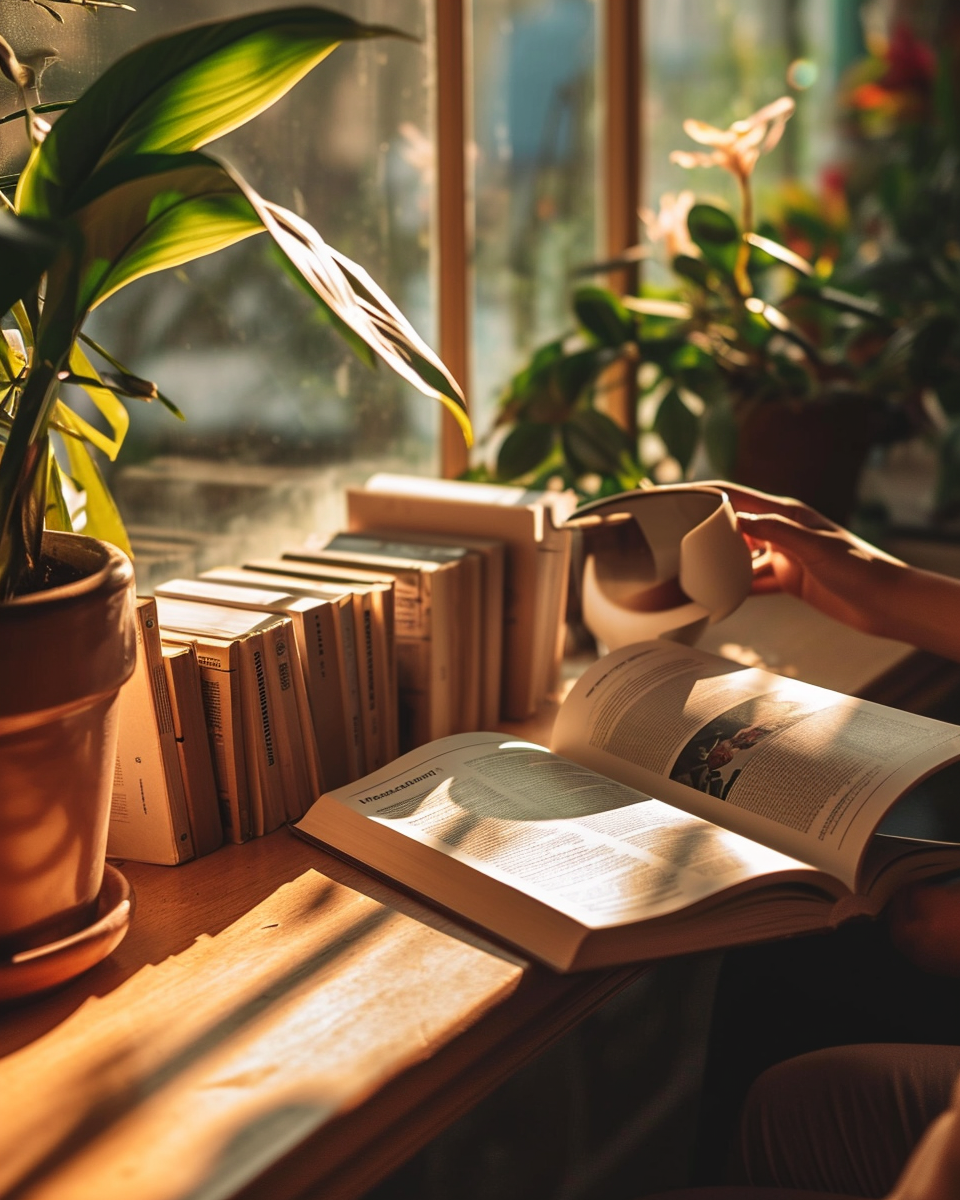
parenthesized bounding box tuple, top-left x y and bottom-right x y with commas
(644, 1, 849, 227)
(2, 0, 440, 586)
(0, 1, 916, 586)
(470, 0, 601, 438)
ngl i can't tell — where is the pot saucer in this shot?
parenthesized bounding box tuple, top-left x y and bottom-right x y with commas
(0, 864, 133, 1003)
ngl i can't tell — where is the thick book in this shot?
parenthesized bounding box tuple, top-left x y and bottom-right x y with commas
(344, 496, 505, 730)
(357, 474, 576, 719)
(161, 641, 223, 856)
(294, 640, 960, 973)
(109, 598, 194, 865)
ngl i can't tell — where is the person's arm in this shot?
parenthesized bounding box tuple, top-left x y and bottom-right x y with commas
(889, 1072, 960, 1200)
(713, 483, 960, 664)
(704, 484, 960, 976)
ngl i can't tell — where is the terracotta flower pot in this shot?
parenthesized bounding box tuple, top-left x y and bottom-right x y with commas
(0, 532, 136, 955)
(731, 392, 885, 524)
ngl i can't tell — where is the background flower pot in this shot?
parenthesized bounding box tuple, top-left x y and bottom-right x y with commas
(728, 391, 887, 524)
(0, 532, 136, 955)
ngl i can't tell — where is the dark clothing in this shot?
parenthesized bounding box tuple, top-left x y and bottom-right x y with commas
(643, 1043, 960, 1199)
(694, 921, 960, 1181)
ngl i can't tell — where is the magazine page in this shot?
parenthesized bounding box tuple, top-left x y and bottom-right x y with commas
(296, 733, 825, 931)
(551, 642, 960, 891)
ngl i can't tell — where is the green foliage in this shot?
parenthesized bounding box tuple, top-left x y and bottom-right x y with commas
(0, 8, 468, 599)
(571, 286, 633, 347)
(485, 167, 891, 503)
(686, 202, 739, 276)
(824, 25, 960, 517)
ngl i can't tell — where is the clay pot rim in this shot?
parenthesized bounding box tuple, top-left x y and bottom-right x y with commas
(0, 531, 137, 718)
(1, 531, 133, 615)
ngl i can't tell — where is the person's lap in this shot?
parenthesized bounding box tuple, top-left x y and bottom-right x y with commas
(693, 923, 960, 1182)
(642, 1042, 960, 1200)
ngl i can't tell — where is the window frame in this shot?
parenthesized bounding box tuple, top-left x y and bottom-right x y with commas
(435, 0, 642, 476)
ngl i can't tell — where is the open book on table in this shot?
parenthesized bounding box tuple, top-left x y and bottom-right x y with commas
(293, 640, 960, 972)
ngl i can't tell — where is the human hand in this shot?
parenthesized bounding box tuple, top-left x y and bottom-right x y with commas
(702, 482, 908, 638)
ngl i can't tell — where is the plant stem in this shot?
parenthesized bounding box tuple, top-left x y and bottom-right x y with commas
(0, 358, 57, 597)
(734, 169, 753, 297)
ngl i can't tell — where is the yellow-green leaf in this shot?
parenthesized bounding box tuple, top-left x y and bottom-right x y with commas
(65, 342, 129, 456)
(59, 432, 132, 554)
(18, 8, 411, 218)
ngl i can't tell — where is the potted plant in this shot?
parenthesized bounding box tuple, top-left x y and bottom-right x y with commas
(0, 7, 467, 969)
(481, 95, 904, 522)
(830, 21, 960, 520)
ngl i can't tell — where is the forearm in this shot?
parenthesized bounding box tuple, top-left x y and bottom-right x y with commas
(865, 561, 960, 664)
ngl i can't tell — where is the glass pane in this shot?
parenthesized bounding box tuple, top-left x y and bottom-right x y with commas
(0, 0, 437, 586)
(644, 0, 846, 256)
(470, 0, 601, 441)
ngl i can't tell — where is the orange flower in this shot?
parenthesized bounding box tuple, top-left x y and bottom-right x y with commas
(849, 81, 890, 111)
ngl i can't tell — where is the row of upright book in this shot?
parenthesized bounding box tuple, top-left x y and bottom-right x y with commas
(108, 475, 577, 865)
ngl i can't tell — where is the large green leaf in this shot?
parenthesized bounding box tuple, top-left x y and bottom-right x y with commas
(572, 285, 634, 346)
(52, 343, 130, 461)
(0, 323, 26, 384)
(0, 211, 60, 320)
(687, 202, 739, 278)
(743, 296, 819, 360)
(496, 422, 554, 480)
(653, 386, 700, 472)
(672, 254, 713, 289)
(238, 182, 469, 438)
(796, 280, 886, 321)
(744, 232, 814, 276)
(18, 8, 411, 218)
(623, 296, 693, 321)
(55, 149, 469, 433)
(561, 407, 634, 477)
(62, 152, 263, 312)
(58, 430, 132, 553)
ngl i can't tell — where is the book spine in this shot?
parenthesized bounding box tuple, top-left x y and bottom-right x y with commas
(357, 598, 384, 771)
(109, 601, 194, 865)
(242, 633, 279, 836)
(163, 648, 223, 856)
(264, 617, 316, 821)
(299, 605, 348, 788)
(193, 644, 252, 843)
(369, 587, 398, 763)
(340, 596, 366, 777)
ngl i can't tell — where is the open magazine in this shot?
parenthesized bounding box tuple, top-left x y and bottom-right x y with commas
(294, 640, 960, 972)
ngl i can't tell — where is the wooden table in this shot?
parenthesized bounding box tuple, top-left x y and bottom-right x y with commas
(1, 802, 643, 1200)
(3, 596, 959, 1200)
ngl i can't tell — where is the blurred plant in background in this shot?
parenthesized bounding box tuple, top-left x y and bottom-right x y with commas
(829, 19, 960, 519)
(475, 7, 960, 528)
(475, 94, 901, 520)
